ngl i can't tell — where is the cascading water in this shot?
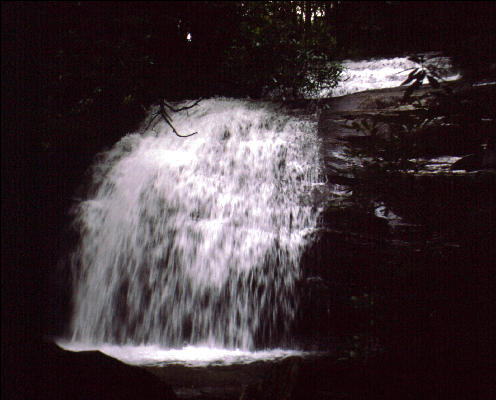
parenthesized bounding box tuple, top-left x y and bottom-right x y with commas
(66, 98, 324, 353)
(60, 53, 461, 365)
(319, 53, 460, 97)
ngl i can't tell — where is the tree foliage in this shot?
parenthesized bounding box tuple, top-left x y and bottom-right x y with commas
(16, 1, 346, 160)
(7, 1, 495, 161)
(223, 2, 342, 99)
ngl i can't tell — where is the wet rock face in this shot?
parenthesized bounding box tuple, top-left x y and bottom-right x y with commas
(291, 78, 495, 398)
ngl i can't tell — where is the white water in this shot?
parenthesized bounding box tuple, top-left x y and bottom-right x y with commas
(67, 98, 324, 358)
(57, 340, 305, 366)
(322, 54, 460, 97)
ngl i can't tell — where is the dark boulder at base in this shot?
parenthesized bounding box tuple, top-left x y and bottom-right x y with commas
(31, 341, 177, 400)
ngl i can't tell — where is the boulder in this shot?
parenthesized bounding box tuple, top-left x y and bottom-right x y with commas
(36, 341, 177, 400)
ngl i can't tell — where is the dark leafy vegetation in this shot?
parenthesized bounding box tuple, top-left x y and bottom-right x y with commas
(5, 2, 346, 163)
(224, 2, 342, 99)
(5, 2, 495, 161)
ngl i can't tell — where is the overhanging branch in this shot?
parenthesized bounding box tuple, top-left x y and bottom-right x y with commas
(142, 98, 202, 137)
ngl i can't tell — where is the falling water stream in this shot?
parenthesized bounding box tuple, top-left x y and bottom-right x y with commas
(59, 98, 326, 363)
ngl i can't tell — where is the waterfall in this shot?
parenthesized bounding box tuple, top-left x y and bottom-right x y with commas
(68, 98, 324, 351)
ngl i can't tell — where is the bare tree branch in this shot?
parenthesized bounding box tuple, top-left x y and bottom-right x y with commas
(141, 113, 161, 134)
(159, 102, 198, 137)
(141, 98, 202, 137)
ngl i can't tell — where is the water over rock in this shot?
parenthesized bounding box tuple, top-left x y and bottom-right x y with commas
(66, 98, 325, 350)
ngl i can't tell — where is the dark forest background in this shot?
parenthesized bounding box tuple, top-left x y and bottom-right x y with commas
(2, 2, 496, 398)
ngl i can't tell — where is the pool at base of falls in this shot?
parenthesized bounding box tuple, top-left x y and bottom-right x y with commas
(56, 340, 315, 367)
